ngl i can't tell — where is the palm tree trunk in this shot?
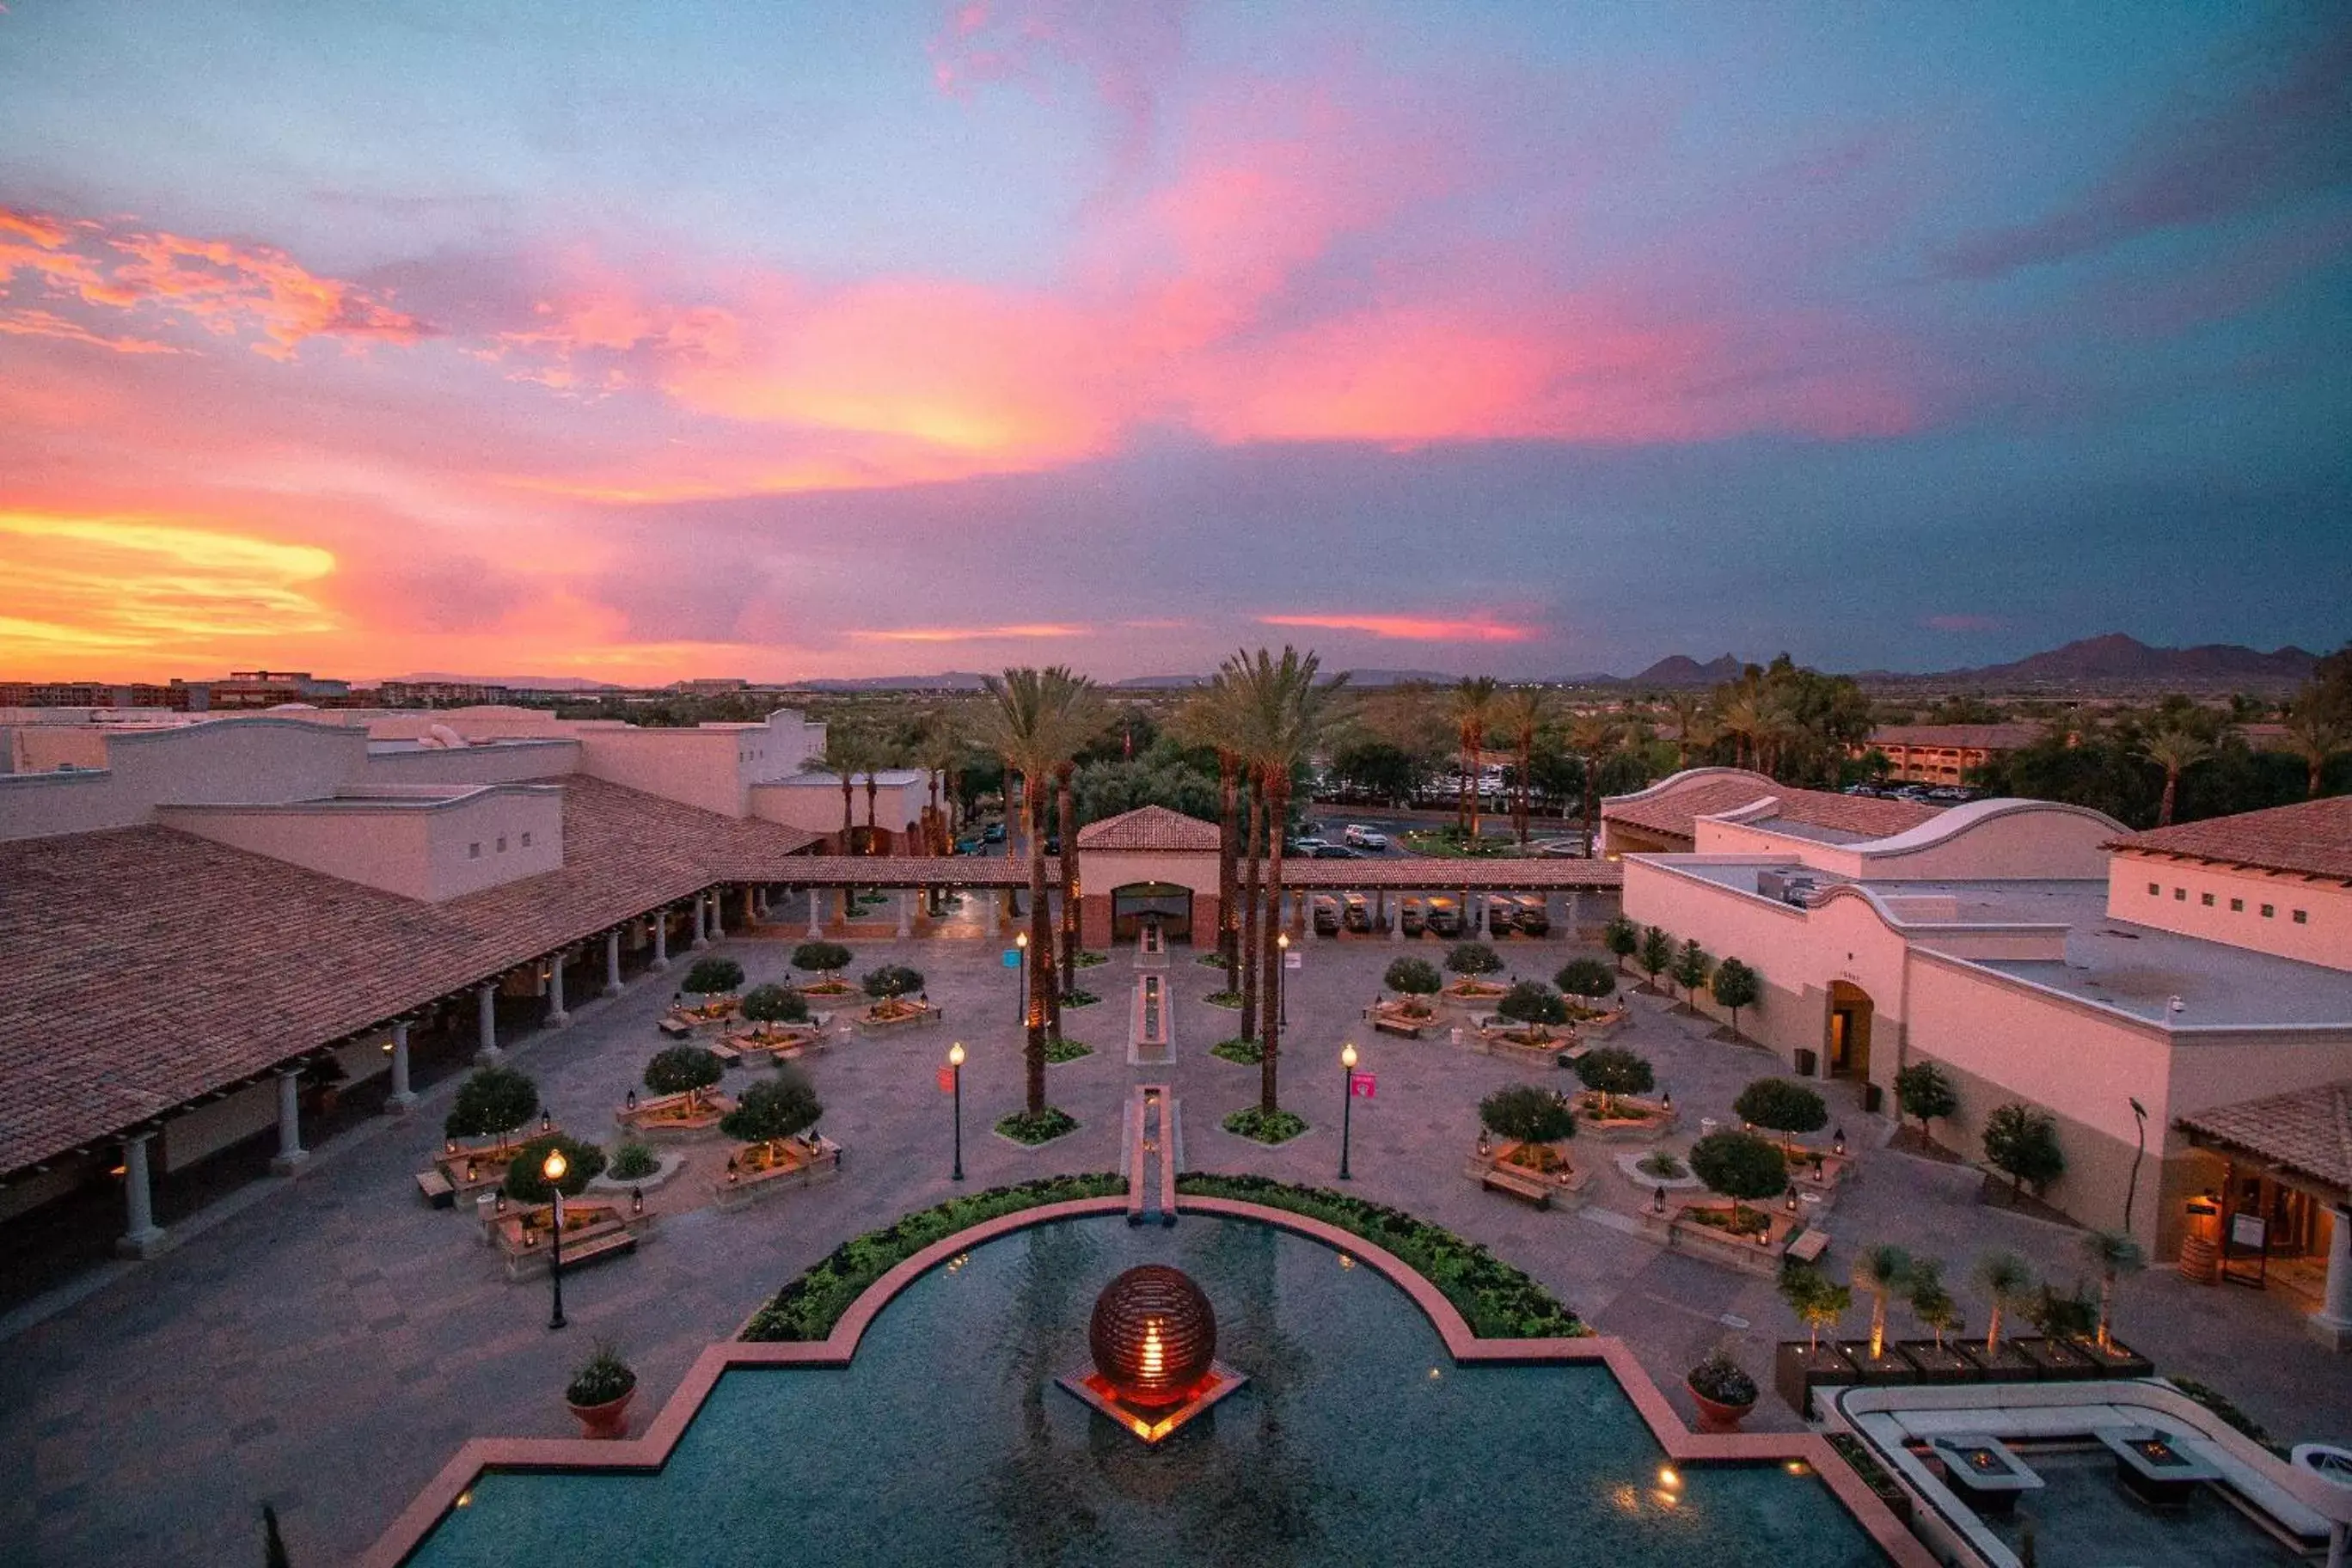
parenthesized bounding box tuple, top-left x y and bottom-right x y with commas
(1217, 751, 1240, 983)
(1025, 781, 1050, 1113)
(2097, 1276, 2113, 1351)
(1869, 1297, 1887, 1361)
(1240, 771, 1264, 1042)
(1261, 776, 1289, 1115)
(1985, 1304, 2002, 1355)
(1467, 738, 1482, 838)
(1005, 771, 1022, 863)
(2312, 756, 2325, 799)
(839, 779, 854, 849)
(2158, 767, 2180, 827)
(1581, 759, 1599, 856)
(1057, 759, 1079, 998)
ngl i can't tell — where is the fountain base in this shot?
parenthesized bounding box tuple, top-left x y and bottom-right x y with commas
(1056, 1363, 1248, 1445)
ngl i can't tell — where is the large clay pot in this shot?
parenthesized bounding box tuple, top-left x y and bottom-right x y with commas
(567, 1387, 635, 1440)
(1687, 1380, 1755, 1433)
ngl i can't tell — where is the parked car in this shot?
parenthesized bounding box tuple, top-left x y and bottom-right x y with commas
(1531, 837, 1584, 858)
(1424, 895, 1463, 938)
(1311, 843, 1360, 859)
(953, 835, 985, 854)
(1312, 897, 1341, 936)
(1342, 894, 1379, 934)
(1290, 836, 1331, 854)
(982, 822, 1007, 843)
(1400, 898, 1426, 936)
(1504, 894, 1550, 935)
(1343, 824, 1389, 850)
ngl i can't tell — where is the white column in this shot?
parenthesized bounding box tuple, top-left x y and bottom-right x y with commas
(1565, 891, 1580, 933)
(2312, 1204, 2352, 1351)
(270, 1069, 308, 1173)
(692, 894, 710, 948)
(117, 1131, 167, 1258)
(385, 1021, 415, 1114)
(1391, 891, 1406, 941)
(896, 889, 913, 939)
(603, 930, 623, 997)
(805, 888, 824, 940)
(744, 885, 759, 926)
(708, 891, 726, 941)
(1304, 894, 1318, 941)
(547, 951, 570, 1028)
(651, 912, 671, 971)
(1470, 892, 1485, 937)
(985, 889, 1001, 938)
(476, 982, 501, 1063)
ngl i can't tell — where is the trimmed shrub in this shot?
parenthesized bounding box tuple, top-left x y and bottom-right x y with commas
(1687, 1129, 1786, 1222)
(1555, 958, 1616, 999)
(1669, 937, 1712, 1002)
(1982, 1102, 2065, 1198)
(1479, 1084, 1577, 1144)
(644, 1044, 724, 1103)
(502, 1132, 608, 1202)
(720, 1068, 823, 1145)
(1636, 925, 1673, 987)
(1222, 1106, 1308, 1144)
(1445, 940, 1504, 976)
(1734, 1076, 1828, 1150)
(607, 1142, 660, 1180)
(740, 983, 810, 1024)
(1602, 913, 1638, 970)
(1496, 980, 1566, 1026)
(1894, 1062, 1959, 1136)
(861, 964, 925, 999)
(1709, 957, 1761, 1034)
(681, 956, 744, 995)
(444, 1066, 539, 1140)
(996, 1107, 1078, 1145)
(790, 940, 853, 978)
(1383, 957, 1442, 995)
(1574, 1046, 1654, 1115)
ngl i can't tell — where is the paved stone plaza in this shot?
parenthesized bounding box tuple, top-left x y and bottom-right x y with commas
(3, 911, 2346, 1565)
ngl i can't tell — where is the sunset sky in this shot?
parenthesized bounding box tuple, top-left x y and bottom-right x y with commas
(3, 2, 2347, 683)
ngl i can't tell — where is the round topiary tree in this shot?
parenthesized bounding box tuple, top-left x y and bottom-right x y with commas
(1574, 1045, 1654, 1117)
(1636, 925, 1673, 990)
(444, 1065, 539, 1141)
(1669, 937, 1712, 1007)
(861, 964, 925, 1000)
(644, 1044, 724, 1108)
(1446, 940, 1503, 977)
(1479, 1084, 1577, 1146)
(1982, 1101, 2065, 1201)
(1708, 957, 1761, 1038)
(719, 1067, 823, 1149)
(790, 940, 852, 983)
(1383, 956, 1442, 996)
(681, 956, 744, 996)
(501, 1131, 607, 1203)
(1496, 980, 1567, 1028)
(1687, 1129, 1786, 1229)
(1555, 957, 1616, 1000)
(1894, 1061, 1959, 1140)
(1602, 912, 1638, 972)
(740, 983, 810, 1025)
(1734, 1076, 1828, 1155)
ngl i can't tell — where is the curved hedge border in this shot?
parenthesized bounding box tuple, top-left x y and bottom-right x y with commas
(1176, 1173, 1586, 1338)
(740, 1174, 1123, 1341)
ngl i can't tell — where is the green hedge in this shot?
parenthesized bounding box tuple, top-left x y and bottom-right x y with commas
(1174, 1173, 1586, 1338)
(740, 1174, 1125, 1342)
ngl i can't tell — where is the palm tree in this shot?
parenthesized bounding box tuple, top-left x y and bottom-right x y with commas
(1226, 646, 1348, 1114)
(1172, 689, 1246, 983)
(1565, 710, 1621, 855)
(1907, 1259, 1961, 1351)
(1495, 687, 1552, 845)
(2138, 726, 2213, 826)
(1665, 692, 1706, 769)
(1851, 1243, 1912, 1362)
(916, 710, 963, 853)
(2282, 706, 2347, 799)
(1975, 1250, 2036, 1357)
(805, 722, 870, 850)
(1449, 677, 1500, 838)
(973, 666, 1102, 1113)
(2079, 1228, 2146, 1352)
(1055, 754, 1083, 1001)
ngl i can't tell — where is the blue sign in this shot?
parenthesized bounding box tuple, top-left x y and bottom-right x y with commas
(1002, 949, 1022, 968)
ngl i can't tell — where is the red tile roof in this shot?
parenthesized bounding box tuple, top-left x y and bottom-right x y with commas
(2177, 1081, 2352, 1199)
(2107, 797, 2352, 884)
(1075, 805, 1222, 853)
(0, 776, 819, 1176)
(1602, 772, 1940, 845)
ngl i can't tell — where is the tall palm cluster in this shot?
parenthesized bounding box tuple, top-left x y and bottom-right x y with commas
(972, 667, 1106, 1115)
(1177, 648, 1349, 1116)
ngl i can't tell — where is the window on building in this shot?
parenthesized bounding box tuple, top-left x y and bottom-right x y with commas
(497, 836, 507, 853)
(2201, 892, 2214, 907)
(2147, 882, 2160, 896)
(521, 831, 532, 848)
(469, 842, 481, 859)
(2261, 903, 2275, 918)
(2173, 887, 2186, 901)
(2293, 910, 2308, 924)
(2230, 898, 2244, 912)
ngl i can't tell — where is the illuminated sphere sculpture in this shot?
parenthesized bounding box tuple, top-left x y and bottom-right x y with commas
(1088, 1265, 1216, 1407)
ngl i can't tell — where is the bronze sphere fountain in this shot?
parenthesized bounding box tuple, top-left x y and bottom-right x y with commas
(1059, 1263, 1246, 1443)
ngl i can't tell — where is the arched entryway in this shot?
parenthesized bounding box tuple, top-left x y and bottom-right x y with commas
(1828, 982, 1873, 1081)
(1112, 882, 1191, 942)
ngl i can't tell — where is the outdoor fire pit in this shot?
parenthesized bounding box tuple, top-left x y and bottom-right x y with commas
(1927, 1433, 2043, 1516)
(2097, 1425, 2220, 1510)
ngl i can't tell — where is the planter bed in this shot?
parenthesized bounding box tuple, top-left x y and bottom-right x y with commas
(2077, 1338, 2156, 1379)
(586, 1149, 687, 1195)
(712, 1023, 829, 1066)
(1954, 1340, 2040, 1381)
(713, 1136, 842, 1211)
(658, 1001, 738, 1037)
(1571, 1093, 1675, 1143)
(1649, 1202, 1801, 1277)
(854, 1002, 941, 1035)
(616, 1090, 737, 1142)
(1563, 1007, 1628, 1038)
(1363, 1004, 1436, 1039)
(1463, 1142, 1589, 1210)
(1776, 1341, 1859, 1419)
(1834, 1342, 1920, 1387)
(1823, 1430, 1913, 1526)
(2012, 1335, 2100, 1381)
(1893, 1340, 1981, 1384)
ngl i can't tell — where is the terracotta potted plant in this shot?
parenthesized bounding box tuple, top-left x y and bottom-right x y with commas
(1687, 1349, 1758, 1432)
(565, 1341, 637, 1439)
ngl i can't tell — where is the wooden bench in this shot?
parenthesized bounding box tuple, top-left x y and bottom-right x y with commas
(1785, 1227, 1830, 1265)
(553, 1229, 638, 1273)
(1481, 1166, 1553, 1208)
(415, 1169, 456, 1208)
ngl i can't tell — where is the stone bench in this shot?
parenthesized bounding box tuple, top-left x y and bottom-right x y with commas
(414, 1169, 456, 1208)
(1785, 1227, 1831, 1265)
(1482, 1166, 1553, 1208)
(504, 1226, 639, 1282)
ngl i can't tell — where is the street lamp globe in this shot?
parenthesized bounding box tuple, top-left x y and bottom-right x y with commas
(1341, 1042, 1357, 1069)
(542, 1148, 567, 1184)
(1016, 931, 1028, 949)
(948, 1041, 965, 1068)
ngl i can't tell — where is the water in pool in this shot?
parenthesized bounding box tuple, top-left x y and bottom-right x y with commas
(412, 1216, 1884, 1565)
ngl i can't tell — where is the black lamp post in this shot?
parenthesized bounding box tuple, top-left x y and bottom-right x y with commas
(542, 1147, 569, 1331)
(1338, 1041, 1358, 1180)
(2124, 1096, 2147, 1234)
(1014, 931, 1028, 1026)
(1277, 931, 1290, 1031)
(948, 1041, 966, 1182)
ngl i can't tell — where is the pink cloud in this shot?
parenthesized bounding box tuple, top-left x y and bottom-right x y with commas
(1259, 612, 1537, 643)
(1922, 613, 2003, 633)
(852, 622, 1091, 642)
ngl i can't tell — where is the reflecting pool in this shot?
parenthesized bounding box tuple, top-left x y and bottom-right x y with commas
(411, 1216, 1883, 1565)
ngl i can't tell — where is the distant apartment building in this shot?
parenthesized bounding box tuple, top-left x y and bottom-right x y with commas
(1864, 723, 2043, 783)
(177, 670, 356, 710)
(0, 681, 191, 709)
(376, 680, 513, 707)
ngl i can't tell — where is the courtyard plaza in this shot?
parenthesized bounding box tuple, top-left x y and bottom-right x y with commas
(3, 909, 2346, 1565)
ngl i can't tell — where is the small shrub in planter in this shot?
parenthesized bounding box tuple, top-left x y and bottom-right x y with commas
(681, 956, 744, 996)
(1203, 989, 1243, 1008)
(1780, 1261, 1853, 1350)
(1446, 941, 1503, 977)
(1687, 1129, 1786, 1228)
(1636, 1150, 1686, 1180)
(740, 983, 810, 1025)
(502, 1132, 608, 1203)
(1044, 1037, 1093, 1063)
(1061, 988, 1099, 1008)
(1574, 1047, 1654, 1117)
(1479, 1084, 1576, 1147)
(1495, 981, 1566, 1028)
(1382, 957, 1442, 996)
(1222, 1106, 1308, 1145)
(1687, 1349, 1758, 1430)
(1210, 1037, 1265, 1066)
(861, 964, 926, 1000)
(607, 1142, 660, 1181)
(1555, 958, 1616, 1000)
(996, 1107, 1078, 1145)
(791, 941, 853, 983)
(644, 1044, 724, 1107)
(1734, 1077, 1828, 1155)
(444, 1065, 539, 1141)
(720, 1068, 823, 1147)
(565, 1340, 636, 1438)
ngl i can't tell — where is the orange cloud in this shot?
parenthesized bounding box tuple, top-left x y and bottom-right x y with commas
(0, 309, 181, 355)
(851, 622, 1092, 642)
(0, 205, 425, 360)
(1259, 613, 1537, 643)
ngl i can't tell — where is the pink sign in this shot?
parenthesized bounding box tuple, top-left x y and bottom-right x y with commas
(1350, 1071, 1376, 1099)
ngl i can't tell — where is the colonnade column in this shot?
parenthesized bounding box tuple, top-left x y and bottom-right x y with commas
(385, 1021, 415, 1114)
(2312, 1204, 2352, 1351)
(651, 911, 671, 971)
(1303, 891, 1318, 941)
(547, 950, 571, 1028)
(896, 890, 913, 940)
(708, 890, 726, 941)
(744, 885, 759, 926)
(117, 1131, 167, 1258)
(692, 895, 710, 949)
(805, 888, 824, 940)
(1391, 890, 1405, 941)
(603, 930, 623, 996)
(985, 889, 1001, 939)
(476, 982, 501, 1063)
(270, 1068, 308, 1174)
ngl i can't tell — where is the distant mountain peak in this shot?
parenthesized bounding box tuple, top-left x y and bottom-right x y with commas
(1626, 652, 1744, 688)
